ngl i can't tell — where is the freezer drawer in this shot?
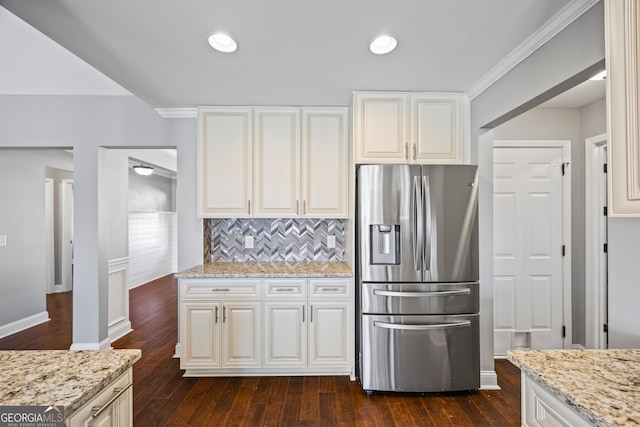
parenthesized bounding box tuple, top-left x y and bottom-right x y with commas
(361, 282, 478, 315)
(360, 314, 479, 393)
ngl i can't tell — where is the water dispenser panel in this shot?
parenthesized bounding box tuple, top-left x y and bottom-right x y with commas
(370, 224, 400, 265)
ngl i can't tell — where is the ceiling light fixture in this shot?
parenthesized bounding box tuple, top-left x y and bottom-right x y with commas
(208, 32, 238, 53)
(133, 164, 154, 176)
(589, 70, 607, 80)
(369, 35, 398, 55)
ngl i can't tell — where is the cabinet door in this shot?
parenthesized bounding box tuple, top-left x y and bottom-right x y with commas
(301, 108, 349, 218)
(308, 301, 350, 366)
(353, 93, 408, 163)
(264, 301, 306, 366)
(197, 107, 253, 217)
(410, 93, 462, 164)
(222, 301, 262, 367)
(181, 301, 221, 368)
(254, 108, 300, 217)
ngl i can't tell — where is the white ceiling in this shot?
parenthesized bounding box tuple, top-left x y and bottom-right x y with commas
(0, 0, 601, 109)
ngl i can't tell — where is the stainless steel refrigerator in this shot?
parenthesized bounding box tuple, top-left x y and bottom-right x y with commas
(356, 164, 479, 393)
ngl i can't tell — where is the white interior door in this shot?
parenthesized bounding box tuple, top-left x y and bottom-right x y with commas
(60, 179, 74, 292)
(493, 141, 571, 356)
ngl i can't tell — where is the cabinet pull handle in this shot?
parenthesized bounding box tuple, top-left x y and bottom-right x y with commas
(215, 306, 219, 323)
(302, 200, 306, 215)
(310, 305, 313, 323)
(211, 288, 230, 292)
(404, 143, 408, 160)
(275, 287, 295, 292)
(91, 383, 132, 418)
(223, 306, 227, 323)
(302, 305, 305, 323)
(413, 143, 417, 160)
(248, 200, 251, 215)
(320, 287, 341, 292)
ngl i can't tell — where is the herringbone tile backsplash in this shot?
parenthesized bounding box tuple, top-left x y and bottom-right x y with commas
(205, 218, 345, 262)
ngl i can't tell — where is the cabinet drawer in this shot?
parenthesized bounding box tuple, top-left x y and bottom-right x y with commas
(265, 279, 306, 298)
(309, 279, 351, 298)
(66, 369, 132, 426)
(181, 279, 262, 299)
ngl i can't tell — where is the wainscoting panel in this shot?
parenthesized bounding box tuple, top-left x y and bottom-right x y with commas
(129, 212, 178, 288)
(108, 257, 132, 342)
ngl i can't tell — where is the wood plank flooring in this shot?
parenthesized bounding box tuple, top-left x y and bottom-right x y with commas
(0, 275, 522, 426)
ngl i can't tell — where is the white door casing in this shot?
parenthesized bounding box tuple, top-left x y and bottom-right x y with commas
(44, 178, 55, 294)
(493, 140, 571, 356)
(60, 179, 74, 292)
(585, 134, 608, 349)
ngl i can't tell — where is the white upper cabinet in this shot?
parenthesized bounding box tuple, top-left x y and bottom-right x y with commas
(198, 106, 348, 218)
(606, 0, 640, 216)
(254, 108, 301, 217)
(301, 108, 349, 218)
(353, 92, 464, 164)
(197, 107, 253, 218)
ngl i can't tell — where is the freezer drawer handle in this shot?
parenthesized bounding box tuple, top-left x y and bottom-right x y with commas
(91, 383, 133, 418)
(373, 320, 471, 330)
(373, 289, 471, 297)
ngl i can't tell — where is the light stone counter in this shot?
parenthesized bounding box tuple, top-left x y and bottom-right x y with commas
(176, 261, 352, 278)
(0, 349, 141, 418)
(508, 349, 640, 426)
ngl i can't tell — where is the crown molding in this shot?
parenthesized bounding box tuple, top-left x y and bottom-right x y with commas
(466, 0, 600, 101)
(155, 108, 197, 119)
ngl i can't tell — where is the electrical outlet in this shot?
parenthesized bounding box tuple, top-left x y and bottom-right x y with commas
(327, 235, 336, 249)
(0, 235, 6, 247)
(244, 235, 254, 249)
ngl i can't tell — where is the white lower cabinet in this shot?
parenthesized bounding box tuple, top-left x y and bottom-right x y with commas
(66, 369, 132, 427)
(178, 277, 353, 377)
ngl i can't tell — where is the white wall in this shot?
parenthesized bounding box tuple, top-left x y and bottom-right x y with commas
(470, 1, 604, 384)
(0, 149, 73, 337)
(0, 94, 201, 347)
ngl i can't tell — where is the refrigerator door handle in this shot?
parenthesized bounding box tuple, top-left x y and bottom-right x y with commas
(373, 320, 471, 330)
(373, 289, 471, 297)
(423, 175, 432, 271)
(413, 175, 422, 271)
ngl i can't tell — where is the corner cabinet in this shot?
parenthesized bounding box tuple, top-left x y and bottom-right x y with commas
(177, 277, 353, 378)
(198, 106, 349, 218)
(352, 92, 464, 164)
(606, 0, 640, 216)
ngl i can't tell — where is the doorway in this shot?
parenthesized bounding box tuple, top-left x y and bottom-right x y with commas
(584, 134, 608, 349)
(493, 140, 572, 356)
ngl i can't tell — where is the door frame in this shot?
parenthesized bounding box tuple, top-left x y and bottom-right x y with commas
(493, 139, 572, 349)
(584, 133, 608, 349)
(60, 178, 74, 292)
(44, 178, 55, 294)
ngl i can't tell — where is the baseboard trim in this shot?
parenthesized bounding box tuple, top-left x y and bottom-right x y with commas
(108, 319, 132, 343)
(174, 342, 181, 359)
(0, 311, 50, 339)
(480, 370, 501, 390)
(70, 337, 111, 351)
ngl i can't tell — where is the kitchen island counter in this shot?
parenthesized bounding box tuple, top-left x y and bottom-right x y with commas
(176, 261, 352, 278)
(0, 349, 141, 418)
(508, 349, 640, 426)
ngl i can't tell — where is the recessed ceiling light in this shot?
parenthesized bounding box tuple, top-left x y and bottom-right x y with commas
(589, 70, 607, 80)
(208, 32, 238, 53)
(369, 35, 398, 55)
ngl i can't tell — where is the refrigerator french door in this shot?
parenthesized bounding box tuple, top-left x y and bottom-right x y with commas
(357, 164, 479, 393)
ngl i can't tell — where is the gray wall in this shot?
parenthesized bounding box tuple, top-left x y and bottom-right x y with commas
(0, 94, 200, 347)
(128, 169, 175, 213)
(0, 150, 73, 328)
(470, 1, 605, 377)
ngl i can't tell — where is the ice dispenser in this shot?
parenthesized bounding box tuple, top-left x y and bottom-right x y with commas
(370, 224, 400, 264)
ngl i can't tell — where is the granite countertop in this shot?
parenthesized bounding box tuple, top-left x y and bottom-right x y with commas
(0, 349, 141, 418)
(176, 261, 353, 278)
(508, 349, 640, 426)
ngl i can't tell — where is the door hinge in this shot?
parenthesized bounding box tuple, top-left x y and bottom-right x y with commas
(603, 324, 609, 333)
(562, 325, 566, 338)
(604, 163, 608, 173)
(604, 243, 608, 253)
(562, 245, 566, 256)
(604, 206, 608, 216)
(561, 162, 570, 176)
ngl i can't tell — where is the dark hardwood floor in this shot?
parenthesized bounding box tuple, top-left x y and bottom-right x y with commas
(0, 275, 522, 426)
